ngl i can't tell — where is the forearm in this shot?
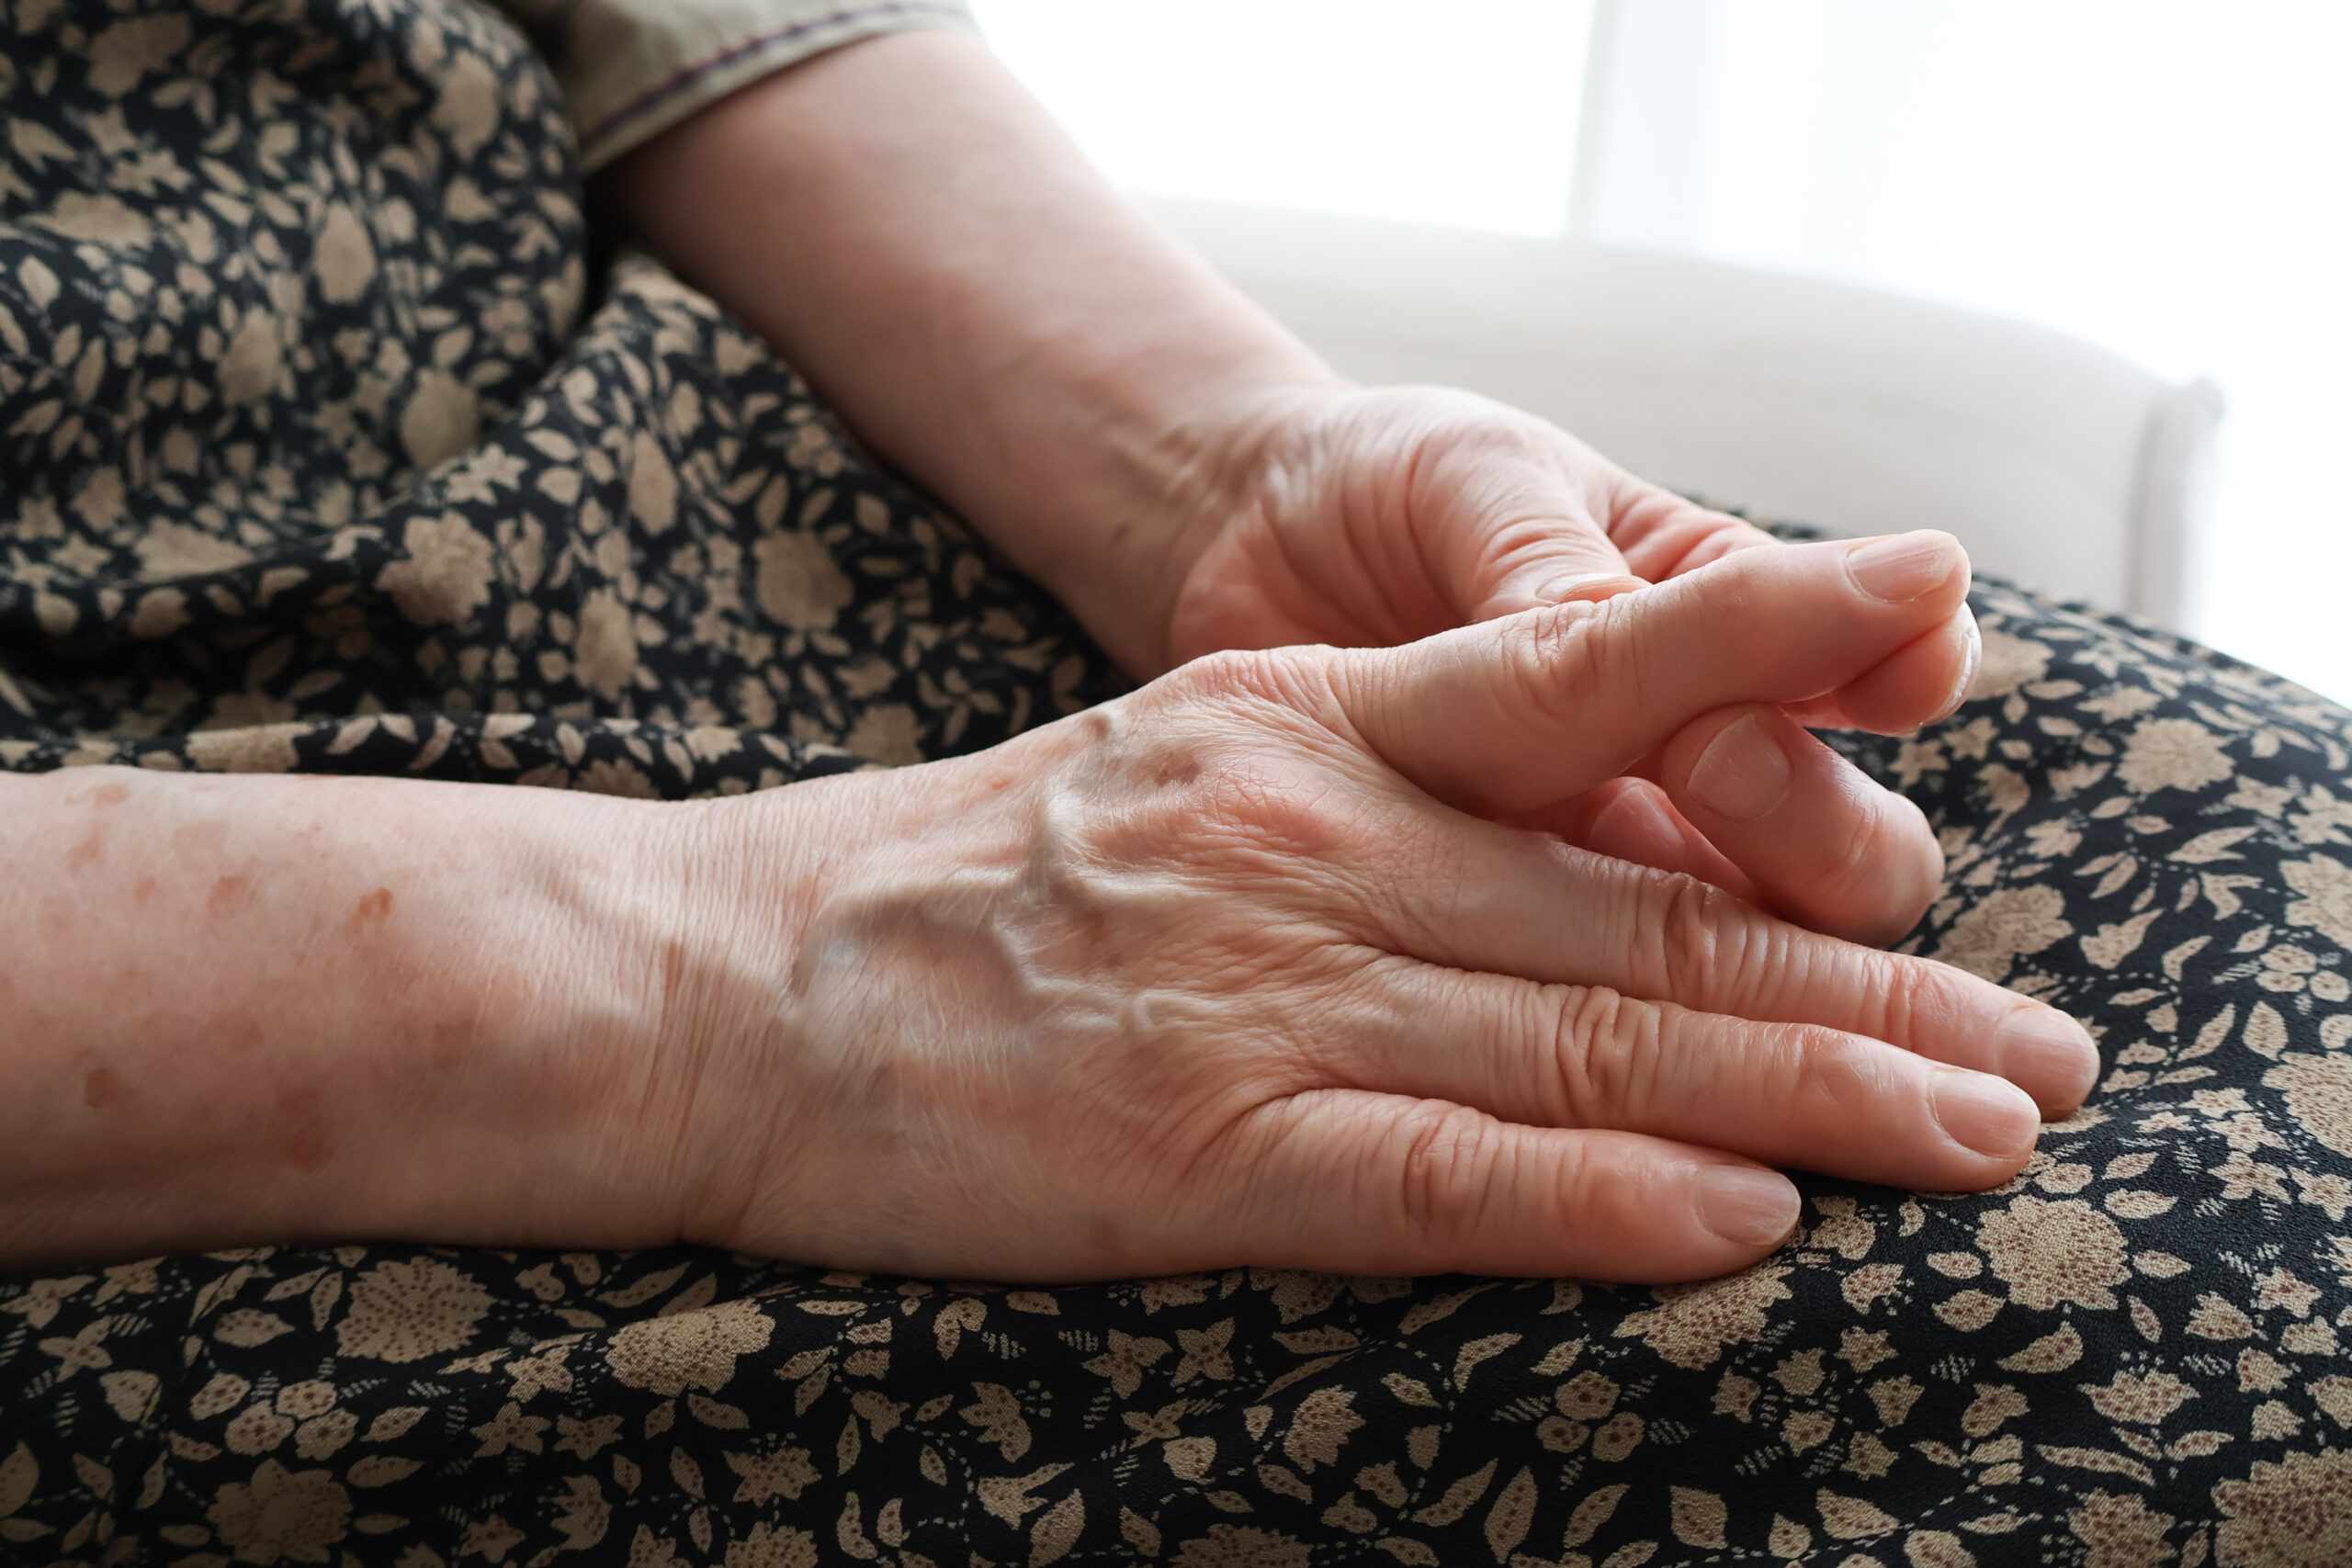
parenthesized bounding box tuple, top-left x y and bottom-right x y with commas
(0, 768, 714, 1268)
(602, 30, 1342, 676)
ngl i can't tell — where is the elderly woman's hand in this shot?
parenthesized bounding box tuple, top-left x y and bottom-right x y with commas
(1167, 384, 1778, 655)
(1159, 385, 1985, 942)
(655, 534, 2093, 1284)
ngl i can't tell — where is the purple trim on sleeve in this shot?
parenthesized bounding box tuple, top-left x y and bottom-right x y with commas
(577, 2, 970, 156)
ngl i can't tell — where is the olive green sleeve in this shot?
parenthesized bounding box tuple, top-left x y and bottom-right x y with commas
(487, 0, 978, 172)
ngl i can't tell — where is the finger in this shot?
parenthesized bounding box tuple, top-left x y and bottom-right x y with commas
(1373, 394, 1639, 621)
(1658, 704, 1942, 946)
(1333, 531, 1973, 818)
(1322, 964, 2038, 1193)
(1785, 606, 1982, 734)
(1452, 504, 1641, 621)
(1519, 777, 1762, 903)
(1217, 1091, 1798, 1281)
(1299, 795, 2097, 1113)
(1603, 479, 1780, 581)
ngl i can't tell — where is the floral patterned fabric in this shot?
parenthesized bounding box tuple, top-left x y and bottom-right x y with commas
(4, 2, 2351, 1565)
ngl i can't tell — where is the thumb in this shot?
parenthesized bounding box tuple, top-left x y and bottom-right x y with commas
(1331, 531, 1973, 817)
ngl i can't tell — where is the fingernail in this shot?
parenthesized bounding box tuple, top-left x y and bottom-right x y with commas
(1590, 778, 1681, 852)
(1696, 1166, 1801, 1247)
(1847, 532, 1962, 602)
(1931, 614, 1984, 724)
(1931, 1068, 2042, 1159)
(1685, 714, 1792, 822)
(1996, 1005, 2100, 1111)
(1536, 572, 1646, 605)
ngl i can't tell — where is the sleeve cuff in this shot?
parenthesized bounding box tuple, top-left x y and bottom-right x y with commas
(526, 0, 979, 173)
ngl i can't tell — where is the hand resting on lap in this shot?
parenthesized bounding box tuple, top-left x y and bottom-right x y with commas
(659, 531, 2096, 1283)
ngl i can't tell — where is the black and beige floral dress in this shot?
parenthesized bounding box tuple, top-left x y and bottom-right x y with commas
(3, 3, 2349, 1563)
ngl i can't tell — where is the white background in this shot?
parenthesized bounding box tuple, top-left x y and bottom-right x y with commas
(970, 0, 2352, 702)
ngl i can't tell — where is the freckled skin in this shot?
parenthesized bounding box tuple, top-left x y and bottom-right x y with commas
(1, 763, 688, 1269)
(63, 782, 130, 809)
(206, 874, 254, 918)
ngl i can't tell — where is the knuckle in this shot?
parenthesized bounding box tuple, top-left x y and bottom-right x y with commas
(1640, 872, 1745, 1000)
(1160, 643, 1346, 722)
(1547, 985, 1656, 1122)
(1785, 1028, 1897, 1118)
(1853, 953, 1936, 1048)
(1798, 794, 1939, 947)
(1494, 599, 1615, 725)
(1393, 1101, 1503, 1246)
(1811, 795, 1902, 900)
(1162, 646, 1286, 705)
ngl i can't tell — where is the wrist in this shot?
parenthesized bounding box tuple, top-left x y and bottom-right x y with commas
(633, 768, 871, 1254)
(1042, 373, 1340, 678)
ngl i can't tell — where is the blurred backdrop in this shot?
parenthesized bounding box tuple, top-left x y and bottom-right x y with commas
(969, 0, 2352, 702)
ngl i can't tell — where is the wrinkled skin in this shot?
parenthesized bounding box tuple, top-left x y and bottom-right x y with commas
(656, 535, 2097, 1284)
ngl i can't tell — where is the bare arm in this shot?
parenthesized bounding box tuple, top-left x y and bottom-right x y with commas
(0, 769, 714, 1268)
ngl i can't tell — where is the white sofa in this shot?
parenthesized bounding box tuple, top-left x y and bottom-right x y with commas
(1141, 196, 2222, 630)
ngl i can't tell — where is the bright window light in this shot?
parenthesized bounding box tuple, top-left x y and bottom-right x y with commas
(974, 0, 2351, 702)
(968, 0, 1595, 236)
(1582, 0, 2352, 702)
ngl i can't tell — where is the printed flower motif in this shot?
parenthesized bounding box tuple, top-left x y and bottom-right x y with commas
(1966, 630, 2050, 698)
(2213, 1449, 2352, 1567)
(1933, 886, 2072, 982)
(206, 1461, 351, 1564)
(2117, 717, 2233, 795)
(605, 1297, 775, 1396)
(1976, 1197, 2130, 1311)
(1614, 1264, 1792, 1370)
(2083, 1370, 2197, 1426)
(376, 511, 494, 626)
(2264, 1054, 2352, 1156)
(333, 1257, 492, 1363)
(2289, 784, 2352, 846)
(2069, 1491, 2177, 1568)
(2282, 855, 2352, 952)
(2253, 943, 2351, 1000)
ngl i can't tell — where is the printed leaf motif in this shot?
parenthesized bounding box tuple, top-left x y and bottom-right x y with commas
(0, 1445, 35, 1518)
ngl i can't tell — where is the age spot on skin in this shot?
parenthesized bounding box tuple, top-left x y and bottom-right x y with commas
(347, 886, 395, 931)
(1150, 754, 1204, 788)
(131, 874, 156, 906)
(64, 782, 130, 809)
(207, 874, 254, 918)
(83, 1066, 126, 1109)
(66, 831, 103, 872)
